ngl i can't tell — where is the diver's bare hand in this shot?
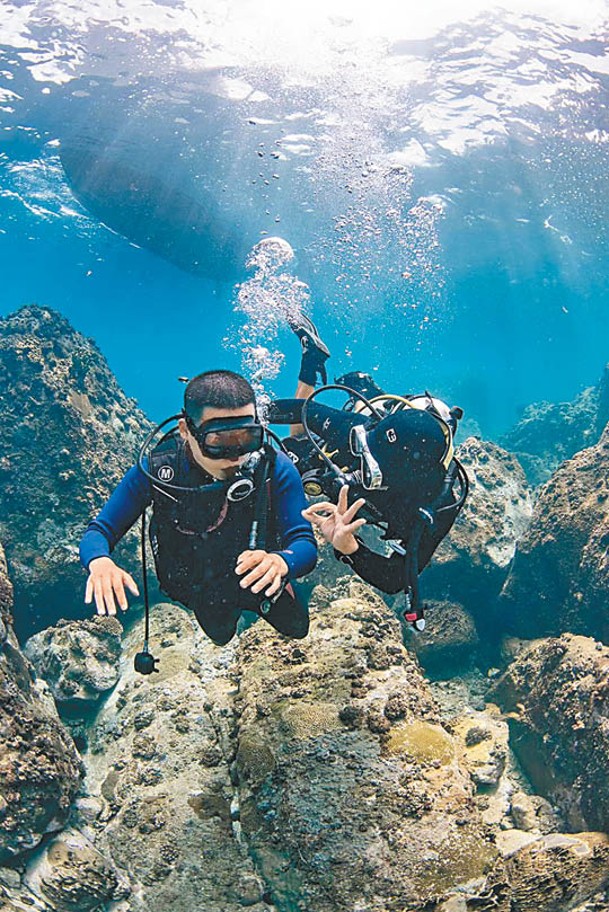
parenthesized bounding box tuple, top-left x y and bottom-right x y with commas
(235, 550, 289, 597)
(85, 557, 139, 617)
(302, 485, 366, 554)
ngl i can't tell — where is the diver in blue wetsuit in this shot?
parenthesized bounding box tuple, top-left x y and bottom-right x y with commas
(80, 369, 317, 648)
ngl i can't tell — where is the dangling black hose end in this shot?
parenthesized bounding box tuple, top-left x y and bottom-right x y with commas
(134, 649, 159, 675)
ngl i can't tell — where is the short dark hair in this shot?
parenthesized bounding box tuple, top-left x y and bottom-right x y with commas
(183, 370, 255, 425)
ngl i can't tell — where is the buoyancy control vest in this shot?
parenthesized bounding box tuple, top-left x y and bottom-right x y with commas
(147, 431, 278, 613)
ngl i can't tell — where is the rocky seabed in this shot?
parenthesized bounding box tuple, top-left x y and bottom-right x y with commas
(2, 579, 609, 912)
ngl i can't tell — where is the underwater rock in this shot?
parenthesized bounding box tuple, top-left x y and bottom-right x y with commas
(33, 582, 593, 911)
(480, 832, 609, 912)
(499, 383, 601, 487)
(596, 363, 609, 437)
(423, 437, 533, 626)
(450, 709, 508, 789)
(24, 617, 122, 706)
(509, 791, 560, 834)
(0, 304, 152, 641)
(434, 833, 609, 912)
(23, 828, 129, 911)
(0, 880, 52, 911)
(500, 423, 609, 639)
(500, 635, 546, 665)
(234, 585, 497, 910)
(406, 599, 479, 677)
(0, 544, 82, 863)
(81, 602, 267, 912)
(490, 634, 609, 831)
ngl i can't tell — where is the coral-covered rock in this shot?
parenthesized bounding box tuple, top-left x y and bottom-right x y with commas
(499, 385, 601, 487)
(0, 876, 51, 911)
(480, 832, 609, 912)
(82, 602, 268, 912)
(24, 829, 129, 911)
(509, 791, 560, 834)
(34, 582, 597, 912)
(424, 438, 533, 624)
(596, 363, 609, 437)
(0, 305, 152, 640)
(433, 833, 609, 912)
(450, 710, 508, 789)
(24, 617, 122, 706)
(235, 587, 497, 910)
(500, 425, 609, 639)
(0, 544, 82, 862)
(490, 634, 609, 831)
(406, 599, 479, 677)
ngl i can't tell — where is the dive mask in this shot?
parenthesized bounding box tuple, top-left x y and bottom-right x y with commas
(185, 414, 264, 460)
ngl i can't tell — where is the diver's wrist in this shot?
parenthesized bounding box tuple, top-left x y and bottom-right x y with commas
(336, 537, 360, 555)
(270, 552, 290, 577)
(275, 555, 289, 576)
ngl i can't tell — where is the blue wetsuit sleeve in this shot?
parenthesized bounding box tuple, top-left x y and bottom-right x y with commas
(270, 451, 317, 578)
(79, 463, 153, 570)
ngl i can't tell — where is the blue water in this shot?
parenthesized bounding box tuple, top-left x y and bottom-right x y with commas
(2, 2, 609, 437)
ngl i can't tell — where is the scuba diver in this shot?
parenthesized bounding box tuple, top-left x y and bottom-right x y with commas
(268, 314, 469, 631)
(79, 370, 317, 671)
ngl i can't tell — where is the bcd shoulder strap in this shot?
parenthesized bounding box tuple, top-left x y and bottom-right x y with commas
(148, 430, 184, 491)
(248, 444, 277, 551)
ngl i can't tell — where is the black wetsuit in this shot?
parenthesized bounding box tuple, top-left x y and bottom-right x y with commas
(268, 397, 459, 597)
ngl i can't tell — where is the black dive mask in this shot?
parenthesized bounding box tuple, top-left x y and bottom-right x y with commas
(185, 414, 264, 460)
(138, 414, 268, 498)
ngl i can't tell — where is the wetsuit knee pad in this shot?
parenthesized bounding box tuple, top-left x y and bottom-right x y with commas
(260, 586, 310, 639)
(286, 617, 310, 640)
(193, 608, 239, 646)
(208, 629, 238, 646)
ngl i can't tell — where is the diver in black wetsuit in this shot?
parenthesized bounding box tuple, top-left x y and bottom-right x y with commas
(267, 315, 468, 630)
